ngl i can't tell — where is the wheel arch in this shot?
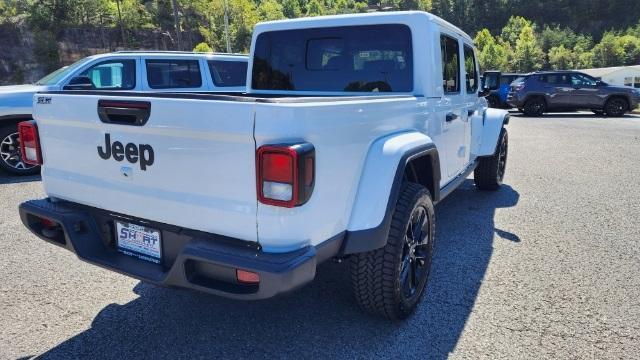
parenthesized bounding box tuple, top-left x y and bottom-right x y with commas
(472, 108, 509, 158)
(340, 131, 440, 255)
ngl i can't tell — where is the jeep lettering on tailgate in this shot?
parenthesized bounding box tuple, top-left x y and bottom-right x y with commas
(97, 133, 154, 170)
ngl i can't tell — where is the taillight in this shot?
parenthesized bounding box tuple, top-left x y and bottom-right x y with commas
(257, 143, 315, 208)
(18, 121, 42, 165)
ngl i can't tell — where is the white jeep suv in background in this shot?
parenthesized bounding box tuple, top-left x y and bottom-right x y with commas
(0, 52, 248, 175)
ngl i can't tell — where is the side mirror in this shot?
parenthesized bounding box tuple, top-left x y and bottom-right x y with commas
(63, 76, 94, 90)
(482, 71, 502, 91)
(596, 80, 604, 86)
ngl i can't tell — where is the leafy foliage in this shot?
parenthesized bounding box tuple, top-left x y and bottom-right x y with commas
(0, 0, 639, 72)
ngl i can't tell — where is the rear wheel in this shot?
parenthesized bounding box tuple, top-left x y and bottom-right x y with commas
(604, 97, 628, 117)
(474, 129, 508, 191)
(523, 97, 545, 117)
(350, 182, 435, 320)
(0, 124, 39, 175)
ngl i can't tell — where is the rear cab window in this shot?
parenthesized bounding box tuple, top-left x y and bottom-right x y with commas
(463, 44, 478, 93)
(146, 59, 202, 89)
(208, 60, 247, 87)
(440, 35, 460, 94)
(252, 24, 413, 93)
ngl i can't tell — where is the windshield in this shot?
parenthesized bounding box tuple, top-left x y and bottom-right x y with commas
(35, 58, 93, 85)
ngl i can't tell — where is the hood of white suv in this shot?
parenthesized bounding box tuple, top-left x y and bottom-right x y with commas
(0, 84, 51, 95)
(0, 84, 55, 117)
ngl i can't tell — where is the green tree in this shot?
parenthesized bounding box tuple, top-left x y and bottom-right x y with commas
(258, 0, 285, 21)
(193, 41, 213, 52)
(616, 34, 640, 65)
(501, 16, 533, 47)
(306, 0, 324, 16)
(474, 28, 493, 52)
(547, 45, 574, 70)
(281, 0, 302, 18)
(512, 24, 544, 72)
(475, 30, 509, 71)
(592, 32, 625, 67)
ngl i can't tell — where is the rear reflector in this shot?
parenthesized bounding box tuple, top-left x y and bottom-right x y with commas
(236, 269, 260, 284)
(18, 121, 42, 165)
(257, 143, 315, 208)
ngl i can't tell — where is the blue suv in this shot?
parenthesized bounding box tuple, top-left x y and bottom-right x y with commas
(485, 73, 522, 108)
(507, 71, 640, 117)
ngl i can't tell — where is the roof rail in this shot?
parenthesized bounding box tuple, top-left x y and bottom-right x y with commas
(113, 50, 247, 56)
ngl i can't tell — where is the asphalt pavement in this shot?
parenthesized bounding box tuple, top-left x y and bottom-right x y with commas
(1, 112, 639, 359)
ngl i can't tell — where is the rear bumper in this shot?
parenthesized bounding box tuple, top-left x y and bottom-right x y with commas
(506, 93, 524, 108)
(19, 198, 342, 300)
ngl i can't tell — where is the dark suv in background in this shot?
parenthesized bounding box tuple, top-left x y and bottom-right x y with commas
(507, 71, 640, 117)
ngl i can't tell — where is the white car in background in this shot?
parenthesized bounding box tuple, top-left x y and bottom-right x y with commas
(0, 51, 248, 175)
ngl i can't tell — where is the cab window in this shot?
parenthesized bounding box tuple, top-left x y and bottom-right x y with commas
(208, 60, 247, 87)
(440, 35, 460, 93)
(463, 44, 478, 93)
(146, 59, 202, 89)
(252, 24, 413, 92)
(78, 60, 136, 90)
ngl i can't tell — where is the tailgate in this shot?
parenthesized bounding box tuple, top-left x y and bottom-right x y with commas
(33, 93, 258, 242)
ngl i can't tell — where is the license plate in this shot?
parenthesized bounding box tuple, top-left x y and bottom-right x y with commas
(115, 221, 161, 264)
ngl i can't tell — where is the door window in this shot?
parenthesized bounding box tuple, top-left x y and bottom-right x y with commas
(78, 60, 136, 90)
(146, 59, 202, 89)
(440, 35, 460, 94)
(208, 60, 247, 87)
(570, 73, 597, 87)
(539, 73, 570, 85)
(463, 45, 478, 93)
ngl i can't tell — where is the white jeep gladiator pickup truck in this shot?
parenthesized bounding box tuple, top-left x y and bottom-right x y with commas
(0, 52, 247, 175)
(19, 11, 508, 319)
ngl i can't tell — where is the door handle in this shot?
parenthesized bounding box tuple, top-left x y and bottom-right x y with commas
(446, 112, 458, 122)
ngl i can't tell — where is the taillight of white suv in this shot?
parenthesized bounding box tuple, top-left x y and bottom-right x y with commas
(18, 121, 43, 165)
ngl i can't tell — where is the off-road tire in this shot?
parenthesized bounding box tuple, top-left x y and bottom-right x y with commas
(523, 97, 545, 117)
(350, 182, 435, 320)
(474, 128, 508, 191)
(604, 97, 628, 117)
(0, 124, 40, 176)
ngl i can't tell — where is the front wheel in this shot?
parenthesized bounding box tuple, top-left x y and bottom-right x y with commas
(350, 182, 435, 320)
(474, 128, 508, 191)
(604, 98, 628, 117)
(0, 124, 40, 175)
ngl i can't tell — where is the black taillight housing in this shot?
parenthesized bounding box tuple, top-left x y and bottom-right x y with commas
(257, 143, 315, 208)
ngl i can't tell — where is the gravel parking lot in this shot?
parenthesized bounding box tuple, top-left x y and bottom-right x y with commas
(1, 112, 639, 359)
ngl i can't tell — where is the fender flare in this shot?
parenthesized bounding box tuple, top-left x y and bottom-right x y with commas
(340, 131, 440, 255)
(472, 108, 509, 157)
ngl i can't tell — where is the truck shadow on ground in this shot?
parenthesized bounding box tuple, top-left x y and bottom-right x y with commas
(39, 180, 519, 360)
(0, 173, 40, 184)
